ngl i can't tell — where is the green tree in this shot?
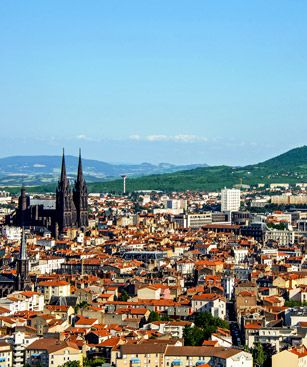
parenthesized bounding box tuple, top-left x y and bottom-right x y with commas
(160, 314, 171, 321)
(194, 312, 229, 330)
(84, 357, 106, 366)
(285, 300, 307, 307)
(252, 343, 266, 367)
(148, 311, 161, 323)
(243, 345, 250, 353)
(183, 326, 195, 346)
(118, 290, 129, 302)
(183, 312, 229, 346)
(183, 326, 207, 346)
(59, 361, 81, 367)
(74, 301, 88, 314)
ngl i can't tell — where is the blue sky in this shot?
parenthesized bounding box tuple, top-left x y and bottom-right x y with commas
(0, 1, 306, 165)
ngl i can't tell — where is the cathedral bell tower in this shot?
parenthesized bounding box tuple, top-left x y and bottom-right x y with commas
(56, 149, 77, 234)
(16, 227, 32, 291)
(73, 149, 89, 228)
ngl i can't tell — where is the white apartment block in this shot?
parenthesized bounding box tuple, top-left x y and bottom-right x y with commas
(221, 188, 241, 212)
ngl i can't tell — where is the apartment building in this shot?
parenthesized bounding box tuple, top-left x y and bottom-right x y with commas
(113, 344, 253, 367)
(25, 339, 82, 367)
(221, 189, 240, 212)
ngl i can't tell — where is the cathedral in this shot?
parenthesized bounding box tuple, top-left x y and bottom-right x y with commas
(9, 150, 89, 236)
(56, 149, 89, 233)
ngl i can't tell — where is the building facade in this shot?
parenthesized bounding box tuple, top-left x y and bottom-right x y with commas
(221, 188, 241, 212)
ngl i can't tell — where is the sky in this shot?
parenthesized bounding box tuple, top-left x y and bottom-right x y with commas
(0, 1, 306, 166)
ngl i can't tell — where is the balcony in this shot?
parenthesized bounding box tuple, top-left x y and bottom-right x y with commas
(171, 360, 182, 366)
(130, 358, 141, 367)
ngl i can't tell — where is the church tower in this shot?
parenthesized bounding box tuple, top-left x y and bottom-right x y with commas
(56, 149, 77, 233)
(16, 228, 32, 291)
(17, 185, 30, 226)
(73, 149, 88, 228)
(18, 185, 30, 212)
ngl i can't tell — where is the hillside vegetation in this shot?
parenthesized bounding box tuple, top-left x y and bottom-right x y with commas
(4, 146, 307, 194)
(88, 146, 307, 192)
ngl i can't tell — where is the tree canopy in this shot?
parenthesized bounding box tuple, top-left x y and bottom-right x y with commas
(183, 312, 229, 346)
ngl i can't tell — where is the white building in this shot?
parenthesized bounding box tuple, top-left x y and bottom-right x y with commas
(5, 331, 39, 367)
(0, 292, 44, 314)
(1, 226, 21, 241)
(221, 188, 241, 212)
(30, 258, 65, 275)
(221, 276, 235, 299)
(191, 294, 226, 319)
(233, 248, 249, 264)
(165, 199, 187, 211)
(172, 213, 212, 228)
(144, 321, 193, 339)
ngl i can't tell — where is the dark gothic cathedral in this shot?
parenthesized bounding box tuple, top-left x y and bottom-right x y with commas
(56, 149, 89, 233)
(8, 150, 88, 236)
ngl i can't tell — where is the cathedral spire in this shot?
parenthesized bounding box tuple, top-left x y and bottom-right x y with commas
(16, 226, 31, 291)
(20, 227, 27, 260)
(73, 149, 88, 228)
(60, 148, 67, 183)
(77, 148, 84, 184)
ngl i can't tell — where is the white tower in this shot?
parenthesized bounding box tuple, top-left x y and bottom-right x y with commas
(121, 175, 127, 194)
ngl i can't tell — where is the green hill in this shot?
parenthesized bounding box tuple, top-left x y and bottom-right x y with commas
(87, 146, 307, 192)
(255, 145, 307, 170)
(5, 146, 307, 194)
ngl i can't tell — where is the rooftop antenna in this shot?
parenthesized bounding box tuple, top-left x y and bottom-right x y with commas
(121, 175, 127, 194)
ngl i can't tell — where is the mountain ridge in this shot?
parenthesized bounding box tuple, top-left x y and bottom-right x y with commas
(2, 146, 306, 193)
(86, 145, 307, 192)
(0, 155, 208, 186)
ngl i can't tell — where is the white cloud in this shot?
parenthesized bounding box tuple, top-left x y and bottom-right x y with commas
(76, 134, 90, 140)
(146, 134, 169, 142)
(75, 134, 100, 142)
(128, 134, 208, 143)
(172, 134, 208, 143)
(129, 134, 141, 141)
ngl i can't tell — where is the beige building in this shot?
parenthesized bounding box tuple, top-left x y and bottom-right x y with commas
(113, 344, 253, 367)
(265, 229, 295, 245)
(271, 194, 307, 205)
(26, 338, 83, 367)
(273, 274, 307, 289)
(0, 341, 12, 367)
(37, 280, 71, 302)
(138, 286, 161, 300)
(272, 345, 307, 367)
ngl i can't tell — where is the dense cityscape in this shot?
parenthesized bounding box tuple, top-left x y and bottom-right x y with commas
(0, 150, 306, 367)
(1, 2, 306, 367)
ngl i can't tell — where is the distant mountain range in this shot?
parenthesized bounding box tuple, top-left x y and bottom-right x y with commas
(0, 155, 207, 186)
(2, 146, 306, 193)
